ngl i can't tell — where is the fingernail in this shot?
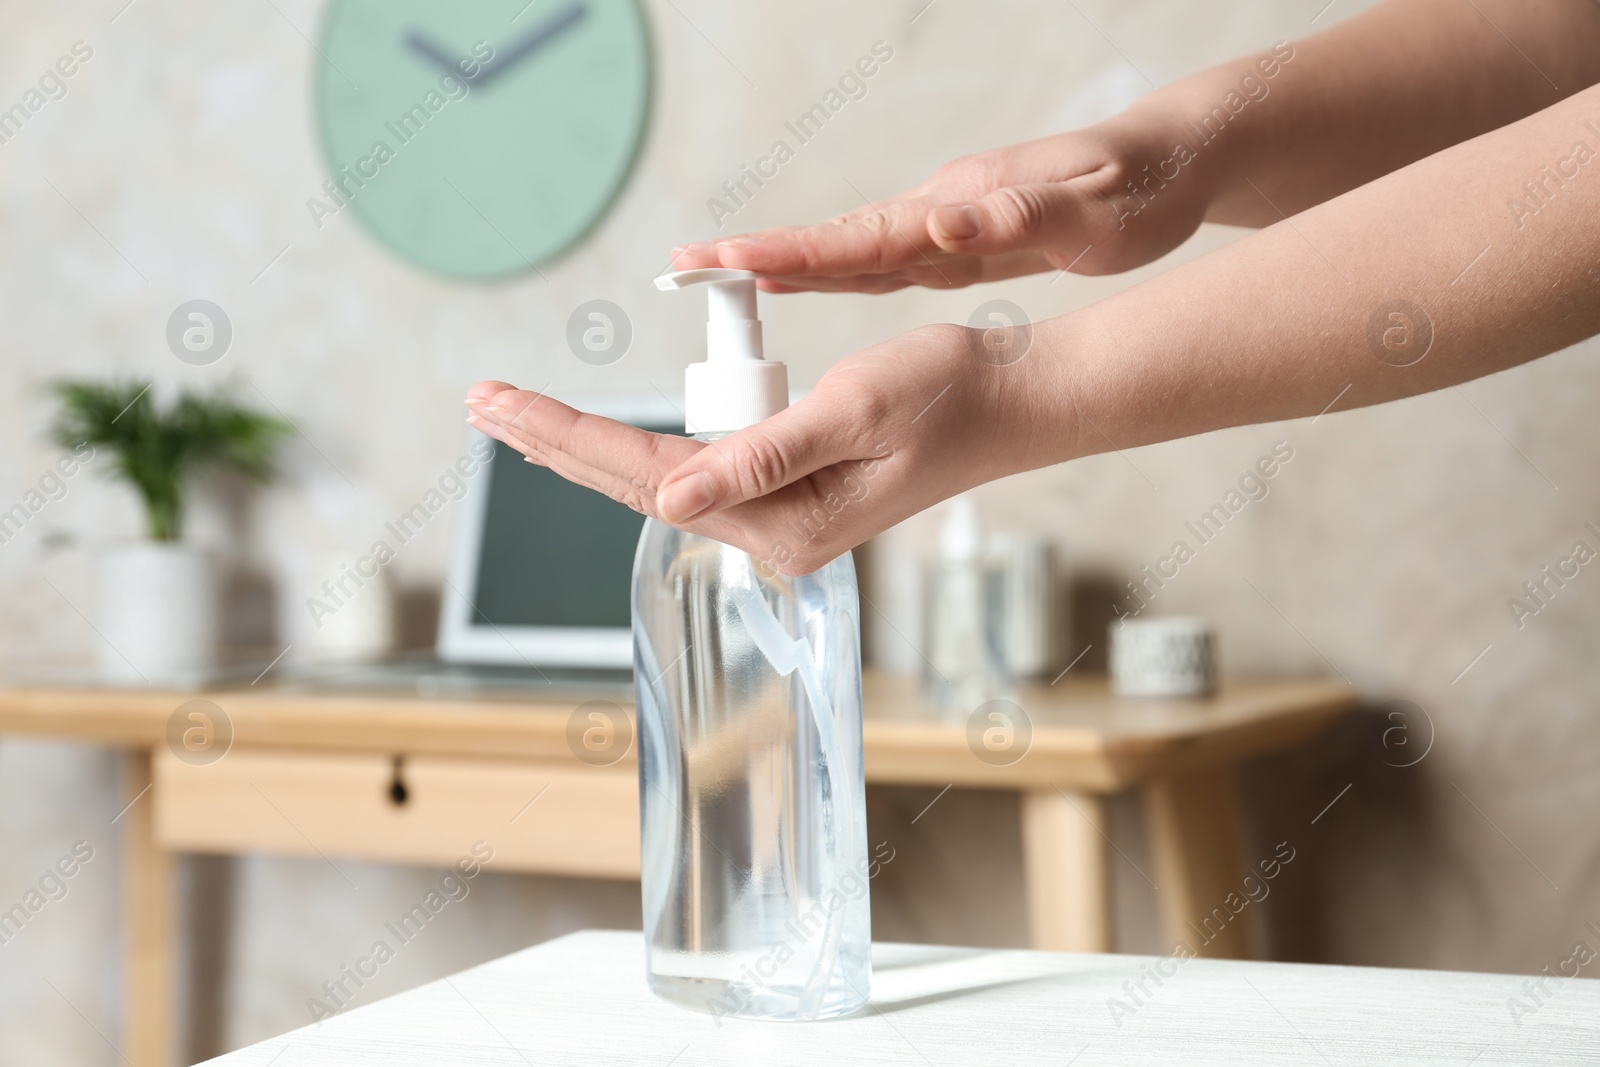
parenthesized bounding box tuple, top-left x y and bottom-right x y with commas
(484, 404, 506, 414)
(466, 414, 484, 425)
(932, 203, 982, 241)
(657, 472, 716, 523)
(675, 241, 713, 255)
(717, 235, 761, 249)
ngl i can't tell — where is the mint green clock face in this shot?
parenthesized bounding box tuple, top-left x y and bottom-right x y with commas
(315, 0, 651, 280)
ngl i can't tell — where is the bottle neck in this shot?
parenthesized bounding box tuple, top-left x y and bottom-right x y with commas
(692, 431, 732, 443)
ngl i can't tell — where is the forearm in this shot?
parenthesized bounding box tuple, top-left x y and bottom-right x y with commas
(1119, 0, 1600, 227)
(1041, 81, 1600, 464)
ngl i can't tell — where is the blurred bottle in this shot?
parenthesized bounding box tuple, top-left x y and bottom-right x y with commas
(988, 532, 1055, 680)
(922, 494, 1010, 716)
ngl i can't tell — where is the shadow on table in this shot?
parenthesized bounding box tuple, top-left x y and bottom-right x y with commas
(868, 945, 1122, 1016)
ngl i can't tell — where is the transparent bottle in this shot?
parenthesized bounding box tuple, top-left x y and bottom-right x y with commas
(632, 510, 871, 1021)
(636, 267, 872, 1019)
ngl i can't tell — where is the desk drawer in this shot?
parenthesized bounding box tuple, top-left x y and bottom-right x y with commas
(153, 747, 640, 879)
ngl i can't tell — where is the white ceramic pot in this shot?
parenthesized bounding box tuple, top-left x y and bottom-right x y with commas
(98, 543, 216, 685)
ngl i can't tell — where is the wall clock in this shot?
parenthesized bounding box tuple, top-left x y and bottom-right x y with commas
(314, 0, 651, 280)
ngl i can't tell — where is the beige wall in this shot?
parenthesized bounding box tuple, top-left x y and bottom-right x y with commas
(5, 0, 1599, 1060)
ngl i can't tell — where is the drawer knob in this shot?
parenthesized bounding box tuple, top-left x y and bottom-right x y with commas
(388, 756, 409, 806)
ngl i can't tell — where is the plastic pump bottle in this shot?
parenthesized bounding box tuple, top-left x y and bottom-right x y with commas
(632, 268, 871, 1021)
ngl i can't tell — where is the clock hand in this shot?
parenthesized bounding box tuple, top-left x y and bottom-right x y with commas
(404, 31, 470, 80)
(470, 1, 587, 90)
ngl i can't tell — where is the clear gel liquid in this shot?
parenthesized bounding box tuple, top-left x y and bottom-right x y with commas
(632, 517, 870, 1021)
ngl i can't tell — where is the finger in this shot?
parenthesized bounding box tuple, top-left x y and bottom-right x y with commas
(892, 250, 1052, 290)
(469, 399, 712, 522)
(754, 273, 920, 295)
(755, 278, 815, 295)
(712, 198, 943, 278)
(763, 257, 1036, 292)
(667, 237, 914, 290)
(653, 396, 876, 524)
(758, 252, 1035, 293)
(469, 402, 775, 555)
(465, 379, 518, 404)
(476, 388, 704, 485)
(667, 241, 721, 270)
(927, 180, 1101, 260)
(471, 389, 665, 484)
(466, 410, 563, 475)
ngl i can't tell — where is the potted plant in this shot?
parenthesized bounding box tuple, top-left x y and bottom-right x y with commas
(51, 381, 290, 684)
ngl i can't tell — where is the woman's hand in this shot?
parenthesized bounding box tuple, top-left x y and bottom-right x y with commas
(669, 110, 1221, 294)
(667, 0, 1600, 295)
(466, 324, 1073, 574)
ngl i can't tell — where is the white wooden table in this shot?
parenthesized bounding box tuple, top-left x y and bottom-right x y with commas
(204, 930, 1598, 1065)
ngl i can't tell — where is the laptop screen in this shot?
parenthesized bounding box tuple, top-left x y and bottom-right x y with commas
(468, 433, 676, 630)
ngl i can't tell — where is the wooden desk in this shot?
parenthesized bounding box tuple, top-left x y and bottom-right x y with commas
(204, 929, 1600, 1066)
(0, 672, 1352, 1067)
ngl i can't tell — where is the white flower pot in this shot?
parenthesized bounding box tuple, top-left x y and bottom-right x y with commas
(98, 543, 217, 685)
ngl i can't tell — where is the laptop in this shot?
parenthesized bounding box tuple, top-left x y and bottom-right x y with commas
(297, 393, 682, 699)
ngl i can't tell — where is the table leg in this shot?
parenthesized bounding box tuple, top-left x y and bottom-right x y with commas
(1142, 767, 1257, 960)
(123, 749, 175, 1067)
(1020, 788, 1111, 953)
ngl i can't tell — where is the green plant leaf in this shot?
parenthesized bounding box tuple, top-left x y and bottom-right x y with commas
(49, 381, 292, 542)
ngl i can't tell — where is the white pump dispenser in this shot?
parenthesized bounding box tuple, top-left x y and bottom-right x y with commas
(655, 268, 788, 434)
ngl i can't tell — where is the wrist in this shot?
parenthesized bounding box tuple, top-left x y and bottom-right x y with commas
(998, 314, 1091, 473)
(1082, 90, 1231, 238)
(1027, 299, 1173, 470)
(1113, 40, 1302, 220)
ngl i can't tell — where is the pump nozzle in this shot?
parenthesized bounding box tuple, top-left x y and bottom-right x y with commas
(655, 268, 788, 435)
(655, 268, 757, 327)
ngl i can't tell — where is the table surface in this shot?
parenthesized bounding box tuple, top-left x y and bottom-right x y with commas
(0, 671, 1354, 790)
(204, 930, 1599, 1066)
